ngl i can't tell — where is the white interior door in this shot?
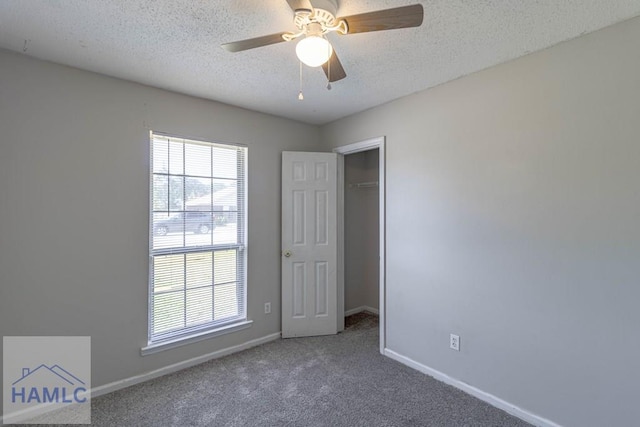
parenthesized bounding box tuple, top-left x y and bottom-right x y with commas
(282, 151, 338, 338)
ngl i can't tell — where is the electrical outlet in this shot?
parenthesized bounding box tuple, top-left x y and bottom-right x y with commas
(264, 302, 271, 314)
(450, 334, 460, 351)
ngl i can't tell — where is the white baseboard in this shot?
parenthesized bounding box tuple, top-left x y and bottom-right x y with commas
(1, 402, 86, 425)
(384, 349, 563, 427)
(345, 305, 379, 316)
(92, 332, 281, 397)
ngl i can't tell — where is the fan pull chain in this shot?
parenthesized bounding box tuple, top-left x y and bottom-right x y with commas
(298, 61, 304, 101)
(326, 37, 332, 90)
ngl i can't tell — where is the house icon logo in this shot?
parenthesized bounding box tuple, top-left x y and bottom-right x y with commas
(11, 364, 88, 404)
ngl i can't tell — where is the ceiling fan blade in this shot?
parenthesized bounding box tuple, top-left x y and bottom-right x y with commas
(339, 4, 424, 34)
(221, 32, 289, 53)
(322, 50, 347, 82)
(286, 0, 313, 13)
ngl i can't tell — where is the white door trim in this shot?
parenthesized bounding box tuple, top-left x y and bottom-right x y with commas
(333, 137, 386, 354)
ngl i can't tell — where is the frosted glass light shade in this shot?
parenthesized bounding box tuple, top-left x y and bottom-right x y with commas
(296, 36, 332, 67)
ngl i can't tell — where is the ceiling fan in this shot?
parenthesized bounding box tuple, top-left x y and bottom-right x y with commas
(221, 0, 424, 84)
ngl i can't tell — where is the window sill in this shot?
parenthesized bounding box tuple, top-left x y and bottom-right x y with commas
(141, 320, 253, 356)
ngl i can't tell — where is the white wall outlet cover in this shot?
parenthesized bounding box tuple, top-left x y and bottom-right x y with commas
(450, 334, 460, 351)
(264, 302, 271, 314)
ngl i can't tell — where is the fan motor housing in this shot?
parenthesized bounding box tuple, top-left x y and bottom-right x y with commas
(310, 0, 338, 17)
(294, 0, 340, 32)
(294, 12, 338, 31)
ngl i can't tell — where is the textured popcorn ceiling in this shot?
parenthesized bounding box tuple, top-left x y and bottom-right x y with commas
(1, 1, 639, 125)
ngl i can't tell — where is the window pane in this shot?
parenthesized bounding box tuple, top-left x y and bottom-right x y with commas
(185, 143, 212, 177)
(153, 138, 169, 173)
(213, 146, 237, 179)
(169, 176, 184, 210)
(185, 178, 213, 211)
(153, 291, 184, 335)
(212, 223, 237, 246)
(153, 212, 182, 249)
(186, 287, 213, 326)
(168, 140, 184, 175)
(214, 283, 239, 319)
(212, 179, 236, 211)
(186, 252, 213, 289)
(153, 254, 184, 292)
(153, 175, 169, 211)
(214, 250, 237, 284)
(183, 233, 213, 247)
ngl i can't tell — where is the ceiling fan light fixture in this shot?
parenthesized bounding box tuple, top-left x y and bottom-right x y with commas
(296, 35, 332, 67)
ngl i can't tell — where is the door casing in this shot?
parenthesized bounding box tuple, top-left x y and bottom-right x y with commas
(334, 137, 386, 354)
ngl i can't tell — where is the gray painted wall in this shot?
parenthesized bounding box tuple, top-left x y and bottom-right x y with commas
(322, 17, 640, 427)
(0, 49, 322, 390)
(344, 150, 379, 312)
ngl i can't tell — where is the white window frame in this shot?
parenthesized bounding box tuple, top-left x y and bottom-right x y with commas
(142, 132, 249, 355)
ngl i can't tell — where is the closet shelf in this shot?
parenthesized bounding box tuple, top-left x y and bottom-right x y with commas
(349, 181, 379, 189)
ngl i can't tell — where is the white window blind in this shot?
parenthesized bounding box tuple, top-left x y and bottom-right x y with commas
(149, 132, 247, 344)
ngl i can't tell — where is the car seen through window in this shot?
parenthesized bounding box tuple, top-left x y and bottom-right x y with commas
(154, 212, 215, 236)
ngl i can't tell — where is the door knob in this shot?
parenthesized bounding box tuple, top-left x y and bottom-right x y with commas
(283, 250, 292, 258)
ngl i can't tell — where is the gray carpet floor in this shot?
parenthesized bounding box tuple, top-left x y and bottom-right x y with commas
(28, 313, 533, 426)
